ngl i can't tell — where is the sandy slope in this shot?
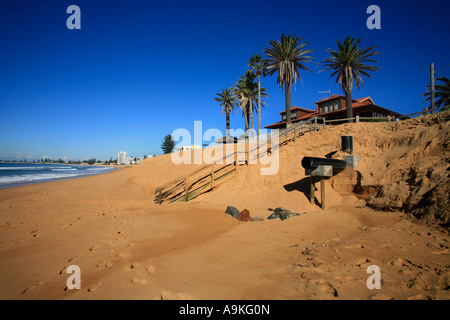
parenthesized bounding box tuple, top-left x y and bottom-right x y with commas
(0, 112, 449, 300)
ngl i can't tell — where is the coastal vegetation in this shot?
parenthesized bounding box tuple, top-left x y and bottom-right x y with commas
(211, 34, 386, 134)
(263, 33, 314, 126)
(319, 36, 380, 122)
(423, 76, 450, 109)
(248, 54, 266, 137)
(214, 88, 237, 137)
(161, 134, 175, 154)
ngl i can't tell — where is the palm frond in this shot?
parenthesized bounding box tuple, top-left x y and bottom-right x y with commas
(318, 36, 380, 94)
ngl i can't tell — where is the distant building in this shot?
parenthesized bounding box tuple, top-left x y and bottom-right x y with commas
(265, 95, 403, 129)
(176, 145, 202, 152)
(117, 151, 128, 165)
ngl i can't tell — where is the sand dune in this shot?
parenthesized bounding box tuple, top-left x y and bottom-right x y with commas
(0, 112, 449, 300)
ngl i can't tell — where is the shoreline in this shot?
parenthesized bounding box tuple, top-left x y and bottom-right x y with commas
(0, 163, 121, 190)
(0, 161, 122, 168)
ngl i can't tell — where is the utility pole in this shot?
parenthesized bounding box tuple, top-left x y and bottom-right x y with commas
(430, 62, 435, 114)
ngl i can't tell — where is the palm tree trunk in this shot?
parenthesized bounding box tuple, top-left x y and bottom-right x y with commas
(285, 82, 292, 125)
(246, 103, 250, 137)
(250, 99, 255, 137)
(243, 105, 249, 135)
(257, 75, 261, 138)
(226, 111, 230, 137)
(345, 87, 353, 123)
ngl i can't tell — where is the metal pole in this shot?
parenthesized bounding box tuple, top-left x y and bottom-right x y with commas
(431, 62, 435, 114)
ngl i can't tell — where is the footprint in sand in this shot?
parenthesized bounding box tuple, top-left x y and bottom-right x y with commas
(431, 249, 449, 255)
(146, 266, 156, 274)
(59, 266, 67, 275)
(28, 229, 39, 237)
(87, 282, 102, 293)
(117, 252, 131, 259)
(308, 280, 339, 297)
(131, 277, 147, 285)
(354, 258, 372, 268)
(160, 292, 192, 300)
(21, 281, 45, 295)
(96, 261, 113, 269)
(407, 293, 431, 300)
(68, 256, 80, 263)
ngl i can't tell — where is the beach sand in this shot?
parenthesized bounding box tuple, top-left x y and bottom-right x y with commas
(0, 113, 449, 300)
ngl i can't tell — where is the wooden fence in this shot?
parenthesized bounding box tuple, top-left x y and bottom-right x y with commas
(325, 105, 449, 124)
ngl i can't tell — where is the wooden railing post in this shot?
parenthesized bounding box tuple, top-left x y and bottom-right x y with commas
(185, 176, 189, 202)
(320, 178, 325, 210)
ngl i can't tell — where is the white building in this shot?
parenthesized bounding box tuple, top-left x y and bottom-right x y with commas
(176, 145, 202, 153)
(117, 151, 128, 165)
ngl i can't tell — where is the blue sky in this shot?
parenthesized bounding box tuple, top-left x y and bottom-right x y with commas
(0, 0, 449, 161)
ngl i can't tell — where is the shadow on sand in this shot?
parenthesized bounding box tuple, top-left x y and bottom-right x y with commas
(283, 177, 324, 207)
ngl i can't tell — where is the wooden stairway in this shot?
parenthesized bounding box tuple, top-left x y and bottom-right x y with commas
(154, 116, 326, 204)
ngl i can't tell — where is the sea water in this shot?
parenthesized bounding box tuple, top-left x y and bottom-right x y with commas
(0, 163, 117, 189)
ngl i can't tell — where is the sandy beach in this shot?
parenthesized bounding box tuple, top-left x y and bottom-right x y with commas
(0, 113, 449, 300)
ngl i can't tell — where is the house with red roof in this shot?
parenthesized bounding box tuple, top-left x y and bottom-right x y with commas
(265, 94, 402, 129)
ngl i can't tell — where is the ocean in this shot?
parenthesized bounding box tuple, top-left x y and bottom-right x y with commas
(0, 163, 117, 189)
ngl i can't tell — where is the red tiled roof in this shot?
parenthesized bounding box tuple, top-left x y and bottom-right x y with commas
(315, 94, 344, 104)
(279, 106, 315, 114)
(296, 112, 318, 120)
(352, 102, 369, 108)
(355, 97, 375, 104)
(265, 112, 318, 129)
(265, 120, 285, 129)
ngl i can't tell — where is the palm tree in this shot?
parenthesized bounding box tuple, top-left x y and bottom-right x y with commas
(423, 77, 450, 109)
(320, 36, 380, 122)
(233, 80, 250, 135)
(234, 72, 255, 137)
(214, 88, 237, 138)
(263, 33, 314, 126)
(249, 54, 266, 136)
